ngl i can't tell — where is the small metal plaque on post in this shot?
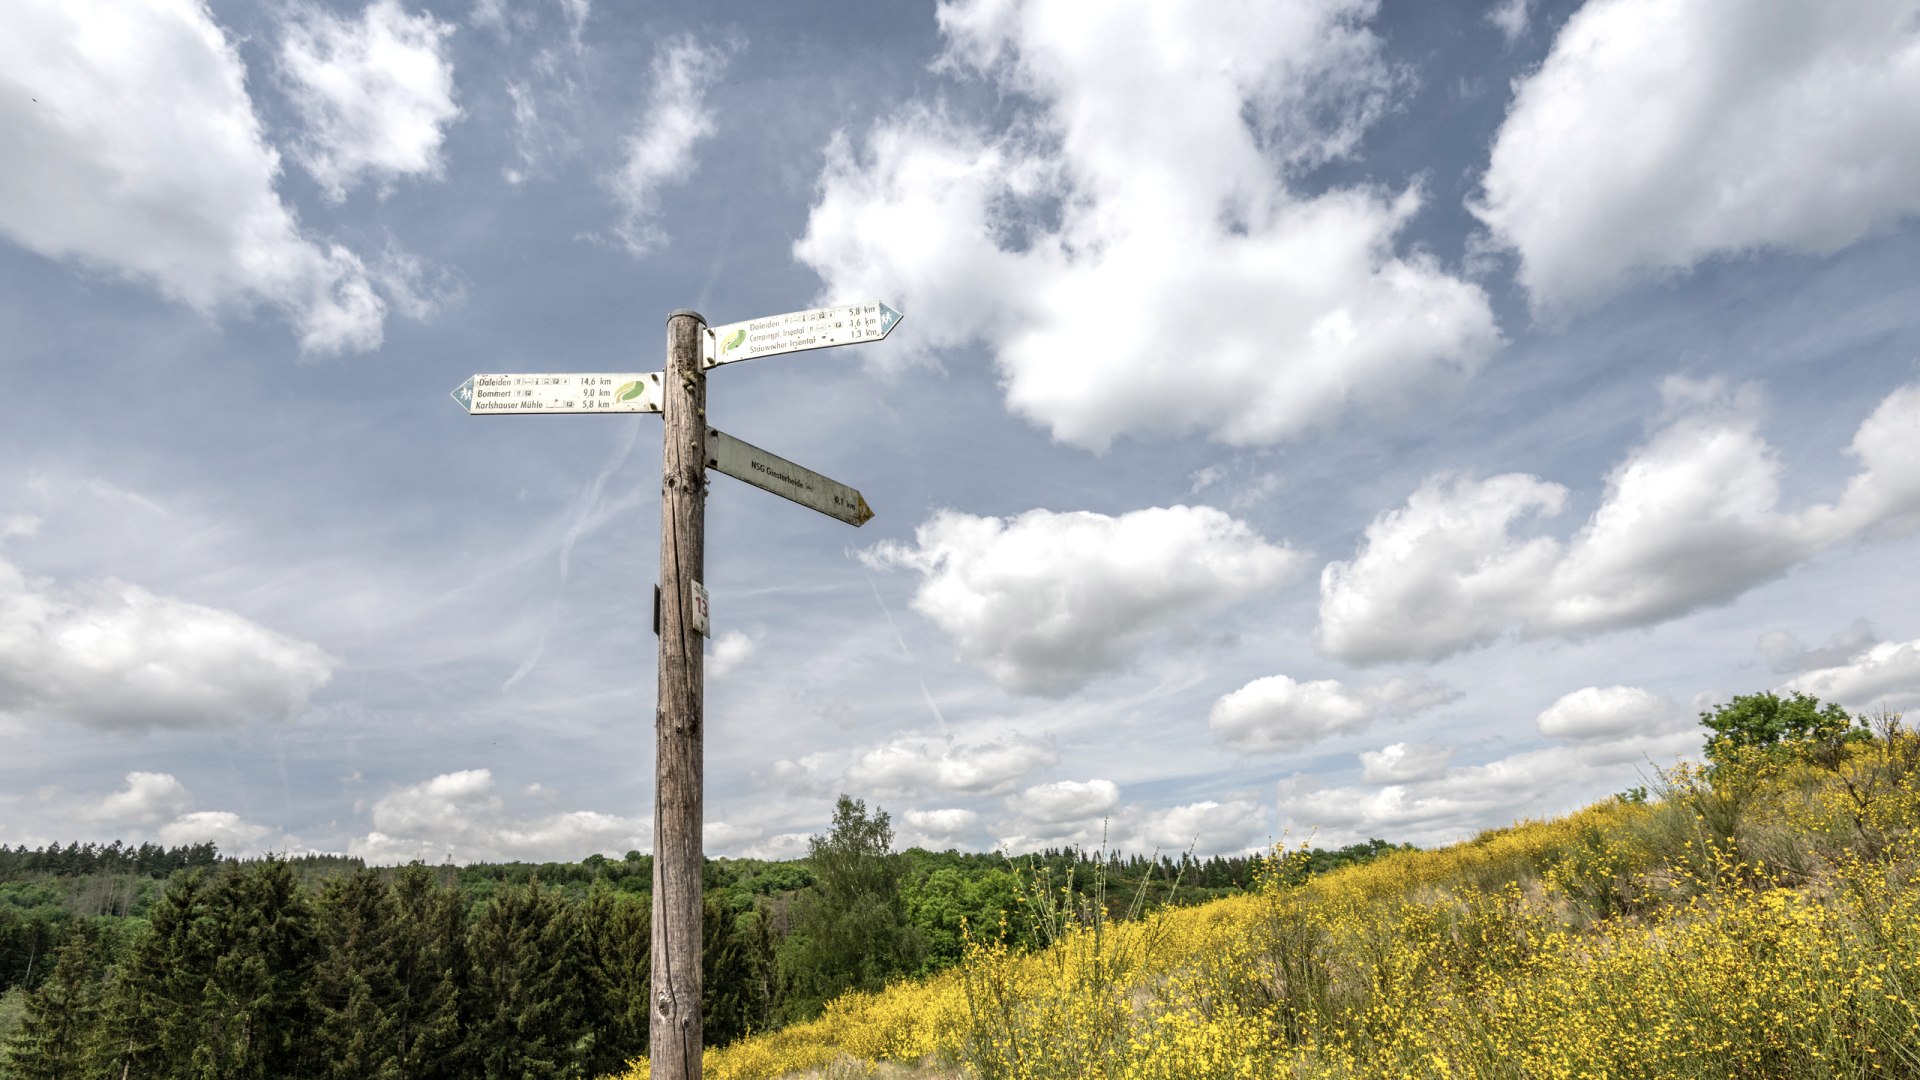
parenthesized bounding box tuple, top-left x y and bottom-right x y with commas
(691, 580, 711, 638)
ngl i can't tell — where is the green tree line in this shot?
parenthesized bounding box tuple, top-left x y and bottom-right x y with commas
(1, 862, 718, 1079)
(1, 800, 1407, 1077)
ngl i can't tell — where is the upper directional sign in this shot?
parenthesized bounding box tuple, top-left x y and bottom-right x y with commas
(705, 301, 902, 369)
(706, 428, 873, 527)
(452, 372, 663, 415)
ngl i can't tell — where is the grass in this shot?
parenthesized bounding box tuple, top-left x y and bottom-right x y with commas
(610, 721, 1920, 1079)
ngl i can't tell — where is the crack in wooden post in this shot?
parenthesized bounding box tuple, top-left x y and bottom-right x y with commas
(651, 309, 707, 1079)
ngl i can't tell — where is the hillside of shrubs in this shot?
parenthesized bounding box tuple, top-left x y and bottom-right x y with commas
(623, 695, 1920, 1079)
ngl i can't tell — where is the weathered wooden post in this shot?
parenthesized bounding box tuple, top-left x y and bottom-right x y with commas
(449, 300, 902, 1078)
(652, 308, 708, 1078)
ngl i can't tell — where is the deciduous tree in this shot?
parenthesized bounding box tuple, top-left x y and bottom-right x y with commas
(1700, 691, 1860, 762)
(776, 796, 922, 1021)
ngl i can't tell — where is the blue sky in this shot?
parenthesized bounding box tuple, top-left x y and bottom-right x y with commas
(4, 0, 1920, 862)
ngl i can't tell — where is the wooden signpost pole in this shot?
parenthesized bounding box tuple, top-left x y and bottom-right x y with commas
(652, 309, 708, 1078)
(450, 299, 900, 1080)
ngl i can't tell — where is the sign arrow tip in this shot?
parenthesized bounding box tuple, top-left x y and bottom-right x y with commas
(450, 375, 476, 410)
(878, 303, 903, 336)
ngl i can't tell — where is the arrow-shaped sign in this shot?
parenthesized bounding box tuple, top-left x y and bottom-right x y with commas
(705, 301, 902, 369)
(451, 372, 664, 415)
(705, 428, 873, 527)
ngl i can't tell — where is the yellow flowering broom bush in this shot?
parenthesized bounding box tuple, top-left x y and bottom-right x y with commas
(611, 727, 1920, 1080)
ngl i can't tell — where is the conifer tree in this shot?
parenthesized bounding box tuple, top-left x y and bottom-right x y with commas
(466, 878, 584, 1078)
(197, 859, 320, 1078)
(575, 881, 650, 1076)
(387, 863, 471, 1080)
(310, 868, 403, 1079)
(0, 934, 100, 1079)
(96, 868, 217, 1078)
(703, 898, 773, 1047)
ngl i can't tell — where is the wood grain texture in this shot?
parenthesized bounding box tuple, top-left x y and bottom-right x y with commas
(651, 310, 707, 1079)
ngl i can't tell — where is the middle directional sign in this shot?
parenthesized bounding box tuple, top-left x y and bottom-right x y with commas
(705, 301, 902, 369)
(706, 428, 873, 527)
(450, 372, 664, 414)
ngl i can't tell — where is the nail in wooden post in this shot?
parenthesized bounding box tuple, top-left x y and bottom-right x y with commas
(652, 308, 707, 1079)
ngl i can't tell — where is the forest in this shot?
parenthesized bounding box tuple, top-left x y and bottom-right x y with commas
(0, 801, 1404, 1078)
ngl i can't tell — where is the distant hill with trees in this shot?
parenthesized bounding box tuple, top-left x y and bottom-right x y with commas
(0, 801, 1405, 1077)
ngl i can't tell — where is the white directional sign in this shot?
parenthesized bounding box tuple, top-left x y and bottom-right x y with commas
(705, 301, 902, 369)
(451, 372, 663, 415)
(706, 428, 874, 527)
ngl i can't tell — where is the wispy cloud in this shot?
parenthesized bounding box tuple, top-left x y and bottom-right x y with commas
(279, 0, 463, 201)
(607, 35, 736, 255)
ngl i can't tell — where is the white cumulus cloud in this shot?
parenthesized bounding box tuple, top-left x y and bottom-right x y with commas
(995, 777, 1124, 853)
(348, 769, 648, 864)
(1536, 686, 1676, 742)
(708, 630, 756, 678)
(1281, 727, 1699, 848)
(739, 833, 811, 861)
(1122, 799, 1269, 856)
(865, 506, 1306, 695)
(1210, 673, 1458, 752)
(159, 810, 274, 854)
(0, 559, 337, 731)
(899, 807, 982, 849)
(2, 772, 282, 855)
(1759, 619, 1880, 674)
(770, 732, 1057, 798)
(86, 772, 195, 826)
(279, 0, 461, 201)
(995, 791, 1271, 856)
(1006, 779, 1120, 825)
(1476, 0, 1920, 311)
(703, 820, 762, 853)
(607, 35, 733, 255)
(1358, 742, 1453, 784)
(846, 734, 1057, 795)
(1320, 379, 1920, 664)
(1785, 639, 1920, 713)
(796, 0, 1499, 450)
(0, 0, 389, 352)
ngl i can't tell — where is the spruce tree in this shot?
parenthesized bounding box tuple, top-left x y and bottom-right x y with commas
(96, 868, 217, 1078)
(387, 863, 471, 1080)
(703, 898, 773, 1047)
(197, 859, 320, 1078)
(574, 881, 650, 1076)
(310, 868, 403, 1079)
(466, 878, 584, 1078)
(0, 934, 101, 1079)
